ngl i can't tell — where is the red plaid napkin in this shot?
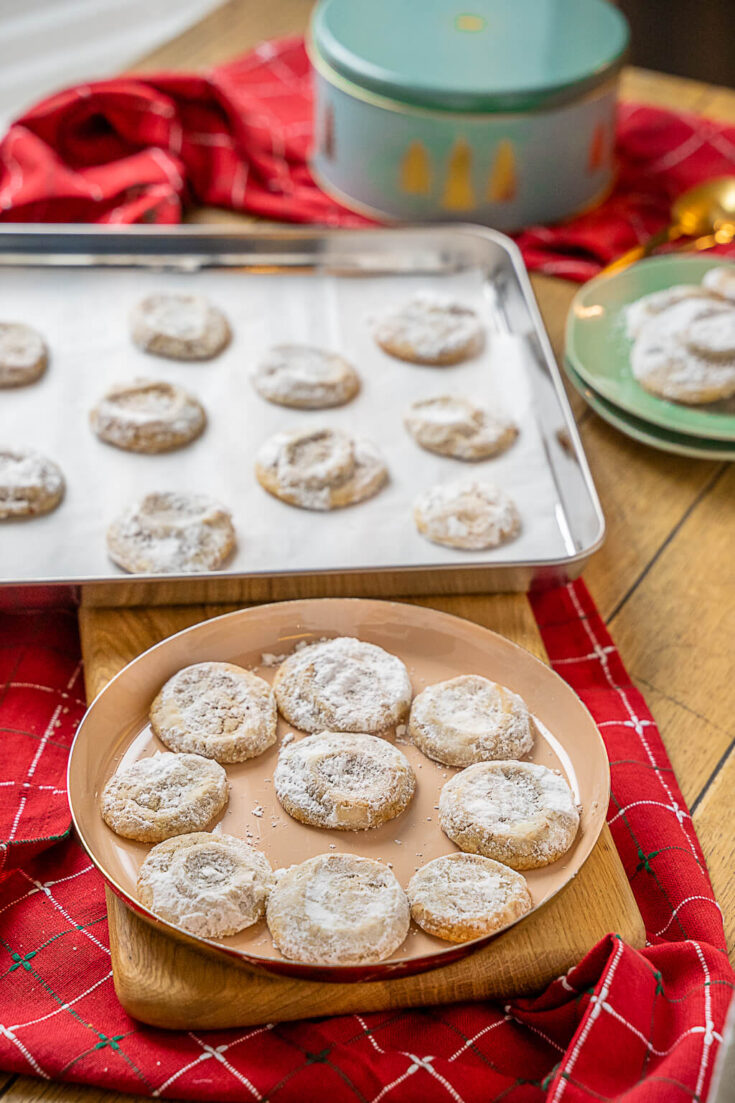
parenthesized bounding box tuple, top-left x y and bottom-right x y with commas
(2, 37, 735, 278)
(0, 582, 731, 1102)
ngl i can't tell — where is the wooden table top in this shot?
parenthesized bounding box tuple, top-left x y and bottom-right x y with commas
(2, 3, 734, 1100)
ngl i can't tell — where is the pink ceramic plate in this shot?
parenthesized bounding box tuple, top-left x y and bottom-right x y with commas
(68, 598, 609, 982)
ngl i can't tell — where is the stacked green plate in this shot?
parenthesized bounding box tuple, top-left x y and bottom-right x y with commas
(564, 254, 735, 460)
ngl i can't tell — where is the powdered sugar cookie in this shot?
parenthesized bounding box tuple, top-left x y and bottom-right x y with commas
(404, 396, 517, 460)
(409, 675, 534, 767)
(0, 448, 64, 519)
(266, 853, 409, 964)
(702, 265, 735, 302)
(407, 853, 532, 942)
(414, 479, 520, 551)
(251, 345, 360, 409)
(90, 378, 206, 453)
(100, 751, 228, 843)
(273, 637, 412, 735)
(0, 323, 47, 387)
(255, 427, 387, 511)
(439, 760, 580, 870)
(150, 662, 277, 763)
(131, 294, 231, 361)
(274, 731, 415, 830)
(106, 491, 236, 574)
(137, 832, 273, 938)
(374, 293, 484, 365)
(631, 298, 735, 403)
(624, 284, 715, 339)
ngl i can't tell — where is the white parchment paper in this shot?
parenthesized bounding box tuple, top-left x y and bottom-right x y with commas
(0, 264, 572, 582)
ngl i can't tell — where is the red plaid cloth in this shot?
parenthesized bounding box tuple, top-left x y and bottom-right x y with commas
(2, 37, 735, 279)
(0, 582, 731, 1101)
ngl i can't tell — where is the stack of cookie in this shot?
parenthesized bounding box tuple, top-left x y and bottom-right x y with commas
(100, 635, 581, 966)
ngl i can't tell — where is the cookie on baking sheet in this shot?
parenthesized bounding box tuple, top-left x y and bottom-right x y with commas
(0, 323, 47, 387)
(100, 751, 228, 843)
(631, 297, 735, 404)
(439, 760, 580, 870)
(137, 832, 273, 938)
(150, 662, 277, 763)
(106, 491, 236, 574)
(404, 395, 517, 460)
(90, 378, 206, 453)
(251, 344, 360, 409)
(413, 479, 520, 551)
(374, 293, 484, 365)
(266, 853, 410, 964)
(407, 853, 532, 943)
(702, 265, 735, 302)
(255, 427, 387, 511)
(624, 284, 716, 340)
(274, 731, 416, 830)
(131, 293, 231, 361)
(409, 674, 534, 767)
(273, 636, 412, 736)
(0, 448, 64, 520)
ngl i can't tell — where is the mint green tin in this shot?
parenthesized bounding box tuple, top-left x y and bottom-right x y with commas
(309, 0, 629, 230)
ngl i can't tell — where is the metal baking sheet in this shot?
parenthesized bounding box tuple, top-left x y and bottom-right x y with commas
(0, 226, 604, 606)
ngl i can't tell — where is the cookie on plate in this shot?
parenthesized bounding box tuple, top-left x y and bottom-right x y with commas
(407, 853, 532, 942)
(631, 297, 735, 404)
(414, 479, 520, 551)
(374, 293, 484, 365)
(0, 323, 47, 387)
(404, 395, 517, 460)
(106, 491, 236, 574)
(100, 751, 228, 842)
(701, 265, 735, 303)
(273, 636, 412, 735)
(439, 760, 580, 870)
(266, 853, 409, 964)
(131, 293, 231, 361)
(150, 662, 277, 763)
(90, 378, 206, 453)
(409, 674, 534, 766)
(255, 427, 387, 511)
(0, 448, 64, 519)
(137, 832, 273, 938)
(274, 731, 416, 830)
(251, 345, 360, 409)
(624, 285, 715, 339)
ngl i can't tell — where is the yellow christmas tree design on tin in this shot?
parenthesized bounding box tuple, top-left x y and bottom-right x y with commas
(399, 138, 519, 209)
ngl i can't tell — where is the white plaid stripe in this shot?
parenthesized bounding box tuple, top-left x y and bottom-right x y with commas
(550, 935, 626, 1101)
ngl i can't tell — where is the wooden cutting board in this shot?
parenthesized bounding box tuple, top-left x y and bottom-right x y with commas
(78, 595, 645, 1031)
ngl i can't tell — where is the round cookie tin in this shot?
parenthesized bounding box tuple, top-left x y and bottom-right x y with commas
(309, 0, 629, 230)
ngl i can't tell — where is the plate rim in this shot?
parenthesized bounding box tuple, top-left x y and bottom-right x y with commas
(68, 596, 611, 982)
(565, 254, 735, 442)
(564, 357, 735, 460)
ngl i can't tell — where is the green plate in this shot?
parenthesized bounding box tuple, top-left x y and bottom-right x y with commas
(565, 254, 735, 442)
(564, 357, 735, 460)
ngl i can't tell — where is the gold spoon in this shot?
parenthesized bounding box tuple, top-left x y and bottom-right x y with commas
(603, 176, 735, 274)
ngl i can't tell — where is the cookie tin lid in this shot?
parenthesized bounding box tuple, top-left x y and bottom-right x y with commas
(311, 0, 629, 112)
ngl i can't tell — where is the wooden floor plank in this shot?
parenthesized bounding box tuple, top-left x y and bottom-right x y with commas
(609, 466, 735, 809)
(0, 1080, 149, 1103)
(128, 0, 312, 72)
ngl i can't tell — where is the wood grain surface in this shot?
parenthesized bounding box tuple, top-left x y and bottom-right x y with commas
(4, 0, 735, 1099)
